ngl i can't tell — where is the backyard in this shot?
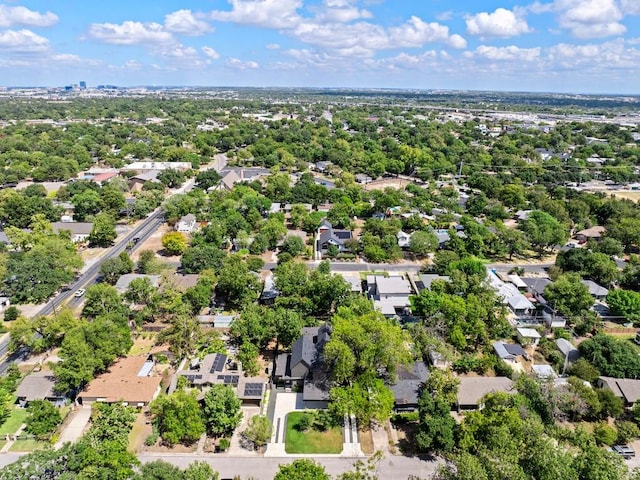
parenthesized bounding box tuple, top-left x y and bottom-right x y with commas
(285, 411, 343, 454)
(0, 407, 28, 436)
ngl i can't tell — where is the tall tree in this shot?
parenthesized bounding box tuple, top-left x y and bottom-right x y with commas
(202, 385, 243, 437)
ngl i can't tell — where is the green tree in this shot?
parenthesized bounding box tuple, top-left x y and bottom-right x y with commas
(243, 415, 273, 449)
(184, 462, 219, 480)
(202, 385, 243, 437)
(88, 212, 117, 247)
(416, 393, 456, 453)
(280, 235, 306, 257)
(274, 459, 330, 480)
(139, 460, 185, 480)
(520, 210, 568, 255)
(25, 399, 62, 440)
(216, 255, 262, 309)
(195, 170, 221, 190)
(99, 252, 134, 284)
(329, 377, 395, 425)
(607, 289, 640, 323)
(81, 283, 125, 319)
(162, 231, 188, 256)
(150, 390, 206, 446)
(409, 230, 438, 257)
(138, 249, 163, 274)
(579, 334, 640, 378)
(544, 273, 593, 317)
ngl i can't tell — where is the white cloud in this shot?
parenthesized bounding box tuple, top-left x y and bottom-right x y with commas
(313, 0, 373, 23)
(227, 57, 259, 69)
(620, 0, 640, 15)
(87, 21, 174, 45)
(202, 46, 220, 59)
(210, 0, 302, 29)
(0, 5, 58, 28)
(466, 8, 531, 38)
(0, 29, 49, 53)
(532, 0, 626, 39)
(448, 34, 467, 49)
(164, 10, 212, 36)
(470, 44, 541, 61)
(266, 43, 281, 49)
(436, 11, 453, 21)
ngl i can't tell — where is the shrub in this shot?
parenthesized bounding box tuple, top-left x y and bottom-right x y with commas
(3, 306, 19, 322)
(615, 420, 640, 444)
(594, 422, 617, 446)
(145, 428, 159, 446)
(218, 437, 230, 451)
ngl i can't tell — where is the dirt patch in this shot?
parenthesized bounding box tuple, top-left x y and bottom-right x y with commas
(131, 225, 170, 261)
(364, 178, 411, 190)
(359, 427, 375, 454)
(142, 441, 198, 453)
(394, 422, 419, 455)
(610, 190, 640, 203)
(128, 412, 153, 453)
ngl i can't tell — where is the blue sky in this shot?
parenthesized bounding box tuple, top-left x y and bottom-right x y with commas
(1, 0, 639, 93)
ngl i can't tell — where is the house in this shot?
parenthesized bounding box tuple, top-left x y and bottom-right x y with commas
(336, 273, 362, 294)
(78, 356, 162, 407)
(516, 327, 541, 347)
(514, 210, 532, 222)
(178, 353, 266, 405)
(575, 226, 606, 243)
(316, 220, 352, 254)
(390, 362, 429, 412)
(486, 271, 535, 316)
(0, 297, 10, 313)
(416, 274, 451, 292)
(556, 339, 580, 364)
(115, 274, 161, 293)
(597, 377, 640, 406)
(260, 272, 278, 305)
(121, 161, 191, 172)
(91, 171, 119, 185)
(532, 364, 557, 379)
(128, 170, 160, 192)
(521, 277, 552, 297)
(51, 222, 93, 243)
(397, 231, 412, 249)
(274, 325, 332, 408)
(582, 280, 609, 300)
(176, 214, 197, 233)
(269, 203, 282, 215)
(196, 314, 236, 328)
(218, 170, 242, 191)
(171, 274, 200, 291)
(428, 349, 451, 370)
(367, 275, 414, 317)
(15, 371, 66, 407)
(355, 174, 373, 184)
(493, 341, 527, 363)
(434, 229, 450, 249)
(456, 376, 514, 411)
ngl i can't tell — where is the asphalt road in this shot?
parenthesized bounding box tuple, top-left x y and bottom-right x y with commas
(39, 210, 165, 315)
(137, 453, 441, 480)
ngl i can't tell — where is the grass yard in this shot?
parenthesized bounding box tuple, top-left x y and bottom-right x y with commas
(128, 336, 156, 356)
(358, 427, 374, 454)
(9, 439, 48, 452)
(0, 408, 28, 435)
(285, 412, 343, 454)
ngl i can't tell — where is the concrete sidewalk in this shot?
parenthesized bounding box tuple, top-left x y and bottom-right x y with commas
(264, 392, 300, 457)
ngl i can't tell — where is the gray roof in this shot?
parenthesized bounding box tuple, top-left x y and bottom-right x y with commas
(418, 274, 450, 291)
(16, 371, 60, 401)
(390, 362, 429, 406)
(318, 220, 351, 247)
(291, 326, 325, 370)
(521, 277, 552, 295)
(556, 338, 580, 361)
(131, 170, 160, 182)
(375, 276, 413, 295)
(582, 280, 609, 297)
(179, 213, 196, 224)
(115, 274, 161, 291)
(51, 222, 93, 236)
(457, 376, 514, 407)
(599, 377, 640, 404)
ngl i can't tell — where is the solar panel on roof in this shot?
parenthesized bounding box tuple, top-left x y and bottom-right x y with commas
(217, 374, 239, 385)
(210, 354, 228, 373)
(243, 382, 263, 397)
(184, 374, 203, 382)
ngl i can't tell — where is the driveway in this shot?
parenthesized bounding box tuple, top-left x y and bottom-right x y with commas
(55, 405, 92, 448)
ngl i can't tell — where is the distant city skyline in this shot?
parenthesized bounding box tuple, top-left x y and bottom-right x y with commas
(0, 1, 639, 94)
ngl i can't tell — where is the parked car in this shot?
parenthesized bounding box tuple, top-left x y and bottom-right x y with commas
(611, 445, 635, 459)
(74, 289, 86, 298)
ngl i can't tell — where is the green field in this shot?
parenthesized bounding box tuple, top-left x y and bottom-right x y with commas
(285, 411, 343, 454)
(9, 439, 48, 452)
(0, 408, 28, 435)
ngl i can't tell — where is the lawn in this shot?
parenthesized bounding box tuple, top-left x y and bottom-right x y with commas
(0, 408, 28, 435)
(9, 439, 48, 452)
(128, 336, 156, 356)
(285, 411, 343, 454)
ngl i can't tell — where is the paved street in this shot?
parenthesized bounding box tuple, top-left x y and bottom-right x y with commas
(137, 453, 442, 479)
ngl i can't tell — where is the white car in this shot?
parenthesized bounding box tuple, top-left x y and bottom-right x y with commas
(74, 289, 86, 298)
